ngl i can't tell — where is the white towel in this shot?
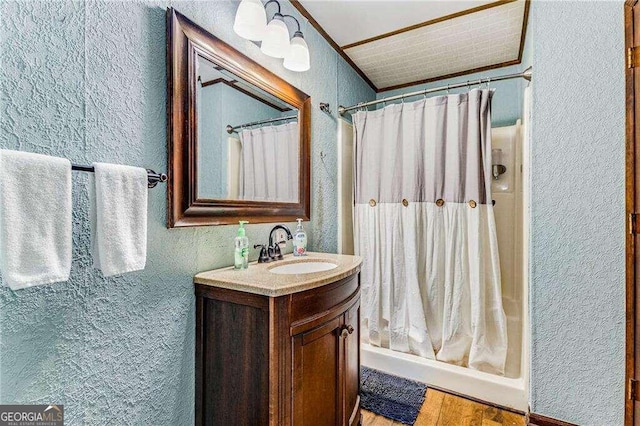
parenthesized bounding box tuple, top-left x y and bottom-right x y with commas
(0, 149, 72, 289)
(90, 163, 148, 277)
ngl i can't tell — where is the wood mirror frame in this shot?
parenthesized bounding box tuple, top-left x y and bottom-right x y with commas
(166, 8, 311, 227)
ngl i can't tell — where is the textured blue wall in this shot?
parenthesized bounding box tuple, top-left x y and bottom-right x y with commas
(197, 83, 282, 198)
(0, 1, 374, 424)
(529, 2, 625, 424)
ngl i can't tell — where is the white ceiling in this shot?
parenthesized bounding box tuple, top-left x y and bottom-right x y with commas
(296, 0, 528, 91)
(298, 0, 495, 47)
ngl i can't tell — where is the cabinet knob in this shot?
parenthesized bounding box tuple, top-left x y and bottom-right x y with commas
(341, 325, 355, 338)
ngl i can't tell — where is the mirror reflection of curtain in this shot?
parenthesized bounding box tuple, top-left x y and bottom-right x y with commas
(239, 122, 299, 202)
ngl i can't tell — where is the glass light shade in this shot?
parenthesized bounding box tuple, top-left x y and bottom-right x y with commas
(283, 34, 310, 72)
(233, 0, 267, 41)
(260, 16, 290, 58)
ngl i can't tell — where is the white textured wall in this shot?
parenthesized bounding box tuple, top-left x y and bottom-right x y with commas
(530, 2, 625, 424)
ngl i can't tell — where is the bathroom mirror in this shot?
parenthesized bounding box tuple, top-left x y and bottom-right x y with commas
(167, 8, 311, 227)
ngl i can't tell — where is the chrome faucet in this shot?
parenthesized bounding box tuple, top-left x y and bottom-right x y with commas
(254, 224, 293, 263)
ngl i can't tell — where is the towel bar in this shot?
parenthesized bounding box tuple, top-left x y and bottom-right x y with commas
(71, 164, 168, 188)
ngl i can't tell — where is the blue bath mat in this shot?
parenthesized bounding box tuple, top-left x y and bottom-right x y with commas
(360, 367, 428, 425)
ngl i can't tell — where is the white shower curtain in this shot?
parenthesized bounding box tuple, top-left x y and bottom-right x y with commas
(239, 122, 299, 202)
(353, 89, 508, 375)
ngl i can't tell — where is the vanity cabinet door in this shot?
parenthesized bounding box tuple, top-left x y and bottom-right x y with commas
(292, 315, 344, 426)
(343, 301, 361, 426)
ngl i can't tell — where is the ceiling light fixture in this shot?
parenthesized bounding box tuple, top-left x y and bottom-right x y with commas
(233, 0, 267, 41)
(260, 11, 290, 58)
(283, 24, 310, 72)
(233, 0, 311, 71)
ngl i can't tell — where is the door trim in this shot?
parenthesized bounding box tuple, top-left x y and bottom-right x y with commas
(626, 1, 638, 425)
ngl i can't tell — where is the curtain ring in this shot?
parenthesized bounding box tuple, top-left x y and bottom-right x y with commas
(446, 84, 450, 94)
(466, 80, 470, 90)
(485, 78, 491, 89)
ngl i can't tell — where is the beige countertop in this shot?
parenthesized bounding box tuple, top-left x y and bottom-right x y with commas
(194, 252, 363, 297)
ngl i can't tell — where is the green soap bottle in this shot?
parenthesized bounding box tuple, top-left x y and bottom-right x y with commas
(234, 221, 249, 270)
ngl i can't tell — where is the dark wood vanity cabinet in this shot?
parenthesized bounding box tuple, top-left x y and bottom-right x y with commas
(195, 273, 361, 426)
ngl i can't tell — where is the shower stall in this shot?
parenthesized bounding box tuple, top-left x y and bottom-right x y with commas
(337, 86, 531, 411)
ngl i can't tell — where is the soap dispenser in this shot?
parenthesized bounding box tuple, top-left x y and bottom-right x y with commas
(234, 221, 249, 269)
(293, 219, 307, 257)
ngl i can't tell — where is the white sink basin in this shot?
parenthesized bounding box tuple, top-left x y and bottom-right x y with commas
(269, 261, 338, 275)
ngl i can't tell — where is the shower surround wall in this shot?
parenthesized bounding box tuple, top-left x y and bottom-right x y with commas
(0, 1, 374, 424)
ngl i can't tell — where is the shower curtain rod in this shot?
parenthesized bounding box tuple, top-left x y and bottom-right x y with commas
(338, 66, 532, 116)
(226, 115, 297, 134)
